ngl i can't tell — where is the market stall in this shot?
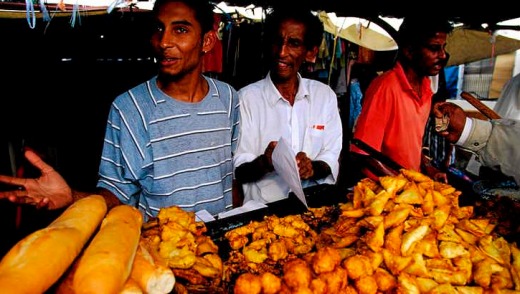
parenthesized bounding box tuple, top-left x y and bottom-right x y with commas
(1, 2, 520, 293)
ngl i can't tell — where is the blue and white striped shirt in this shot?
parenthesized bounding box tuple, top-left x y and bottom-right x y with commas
(97, 75, 240, 221)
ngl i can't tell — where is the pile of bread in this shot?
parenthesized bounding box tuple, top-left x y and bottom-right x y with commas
(0, 195, 175, 294)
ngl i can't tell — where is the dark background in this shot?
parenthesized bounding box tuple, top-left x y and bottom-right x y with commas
(0, 9, 160, 255)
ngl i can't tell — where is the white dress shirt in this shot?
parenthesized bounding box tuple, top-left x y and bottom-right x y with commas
(234, 73, 343, 203)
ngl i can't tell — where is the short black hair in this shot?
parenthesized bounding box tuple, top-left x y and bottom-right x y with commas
(397, 16, 454, 49)
(152, 0, 215, 35)
(264, 5, 324, 50)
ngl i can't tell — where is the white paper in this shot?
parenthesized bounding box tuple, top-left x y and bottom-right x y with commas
(195, 209, 216, 222)
(272, 137, 308, 208)
(217, 200, 268, 219)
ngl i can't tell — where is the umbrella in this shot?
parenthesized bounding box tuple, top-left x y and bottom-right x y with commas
(318, 12, 398, 51)
(446, 27, 520, 66)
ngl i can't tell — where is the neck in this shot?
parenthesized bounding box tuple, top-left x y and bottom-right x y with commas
(402, 63, 424, 97)
(273, 76, 299, 106)
(157, 72, 208, 103)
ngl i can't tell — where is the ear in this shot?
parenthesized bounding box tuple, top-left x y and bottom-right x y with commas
(305, 46, 319, 63)
(202, 30, 217, 54)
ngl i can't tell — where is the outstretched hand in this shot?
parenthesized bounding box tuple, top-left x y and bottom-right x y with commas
(0, 149, 73, 209)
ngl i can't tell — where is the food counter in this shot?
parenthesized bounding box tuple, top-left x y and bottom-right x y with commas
(1, 170, 520, 294)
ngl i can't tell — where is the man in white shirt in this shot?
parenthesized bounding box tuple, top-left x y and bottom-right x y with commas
(233, 5, 343, 204)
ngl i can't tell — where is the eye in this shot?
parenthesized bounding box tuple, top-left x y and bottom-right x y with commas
(425, 44, 444, 53)
(287, 39, 303, 48)
(173, 25, 188, 34)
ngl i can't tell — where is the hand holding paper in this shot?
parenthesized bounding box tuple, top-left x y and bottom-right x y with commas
(272, 137, 308, 208)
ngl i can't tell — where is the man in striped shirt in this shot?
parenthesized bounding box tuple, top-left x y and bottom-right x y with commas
(0, 0, 240, 222)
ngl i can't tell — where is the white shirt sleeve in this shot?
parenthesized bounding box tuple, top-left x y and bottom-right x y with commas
(455, 117, 473, 146)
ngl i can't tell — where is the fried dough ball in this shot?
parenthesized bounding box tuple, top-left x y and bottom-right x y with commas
(312, 246, 341, 274)
(355, 275, 378, 294)
(309, 278, 327, 294)
(292, 287, 313, 294)
(261, 272, 282, 294)
(343, 254, 373, 280)
(283, 258, 312, 290)
(234, 273, 261, 294)
(318, 266, 348, 293)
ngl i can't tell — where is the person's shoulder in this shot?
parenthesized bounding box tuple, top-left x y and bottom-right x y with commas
(303, 77, 332, 89)
(237, 79, 264, 96)
(301, 77, 337, 97)
(207, 77, 237, 92)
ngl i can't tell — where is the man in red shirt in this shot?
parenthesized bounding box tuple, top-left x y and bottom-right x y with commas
(350, 16, 453, 181)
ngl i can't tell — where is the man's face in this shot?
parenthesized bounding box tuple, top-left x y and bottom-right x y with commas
(150, 1, 205, 79)
(269, 19, 309, 82)
(411, 32, 449, 77)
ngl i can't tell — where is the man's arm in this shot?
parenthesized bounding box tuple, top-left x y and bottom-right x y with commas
(0, 149, 122, 210)
(234, 142, 276, 183)
(433, 101, 520, 185)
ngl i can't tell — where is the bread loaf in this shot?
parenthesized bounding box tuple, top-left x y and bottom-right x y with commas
(120, 278, 143, 294)
(130, 242, 175, 294)
(73, 205, 143, 294)
(0, 195, 107, 294)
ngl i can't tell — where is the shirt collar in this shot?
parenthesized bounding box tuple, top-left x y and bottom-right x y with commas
(264, 72, 310, 106)
(394, 61, 433, 100)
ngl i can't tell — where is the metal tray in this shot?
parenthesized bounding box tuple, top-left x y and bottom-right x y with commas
(205, 184, 345, 258)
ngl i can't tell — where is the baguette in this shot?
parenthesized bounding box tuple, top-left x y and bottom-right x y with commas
(120, 278, 144, 294)
(73, 204, 143, 294)
(0, 195, 107, 294)
(130, 241, 175, 294)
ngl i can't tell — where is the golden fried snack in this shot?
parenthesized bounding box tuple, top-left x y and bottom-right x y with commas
(384, 205, 412, 229)
(234, 273, 261, 294)
(309, 278, 327, 294)
(355, 275, 378, 294)
(343, 254, 373, 280)
(373, 268, 396, 292)
(318, 266, 348, 293)
(403, 253, 429, 278)
(192, 256, 220, 278)
(268, 240, 288, 262)
(260, 272, 282, 294)
(400, 169, 432, 183)
(195, 236, 219, 256)
(243, 245, 268, 263)
(401, 224, 430, 256)
(311, 246, 341, 274)
(379, 174, 408, 195)
(282, 258, 312, 290)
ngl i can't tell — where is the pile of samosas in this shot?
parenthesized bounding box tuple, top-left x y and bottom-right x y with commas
(230, 169, 520, 293)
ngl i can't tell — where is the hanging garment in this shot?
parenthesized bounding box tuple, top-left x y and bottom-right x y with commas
(349, 78, 363, 131)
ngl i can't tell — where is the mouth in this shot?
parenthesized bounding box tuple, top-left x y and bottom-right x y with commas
(159, 57, 179, 66)
(275, 60, 292, 71)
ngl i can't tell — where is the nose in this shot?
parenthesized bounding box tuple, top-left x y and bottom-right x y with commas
(273, 40, 289, 57)
(158, 31, 174, 49)
(439, 48, 448, 59)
